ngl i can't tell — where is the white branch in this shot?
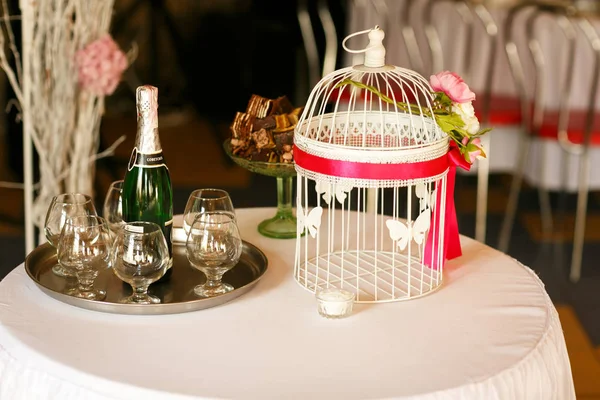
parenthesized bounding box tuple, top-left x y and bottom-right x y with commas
(0, 27, 22, 103)
(6, 0, 120, 246)
(1, 0, 22, 85)
(0, 181, 25, 189)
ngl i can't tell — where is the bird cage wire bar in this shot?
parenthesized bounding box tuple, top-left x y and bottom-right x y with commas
(296, 66, 445, 149)
(294, 174, 447, 303)
(293, 26, 454, 303)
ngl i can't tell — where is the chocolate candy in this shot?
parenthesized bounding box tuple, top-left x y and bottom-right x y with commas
(229, 94, 303, 163)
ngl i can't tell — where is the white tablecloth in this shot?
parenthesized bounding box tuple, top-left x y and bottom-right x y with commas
(0, 208, 575, 399)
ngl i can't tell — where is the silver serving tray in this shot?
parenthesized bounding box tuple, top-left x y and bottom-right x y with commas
(25, 240, 268, 315)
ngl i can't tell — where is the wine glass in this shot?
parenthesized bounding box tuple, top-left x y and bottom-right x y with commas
(186, 212, 243, 297)
(56, 215, 111, 300)
(183, 188, 236, 234)
(44, 193, 98, 277)
(111, 221, 169, 304)
(103, 180, 125, 236)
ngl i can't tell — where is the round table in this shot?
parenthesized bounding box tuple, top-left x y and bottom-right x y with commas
(0, 207, 575, 399)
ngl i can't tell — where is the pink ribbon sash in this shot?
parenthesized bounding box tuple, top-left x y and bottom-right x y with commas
(424, 142, 471, 270)
(294, 142, 470, 269)
(293, 146, 449, 180)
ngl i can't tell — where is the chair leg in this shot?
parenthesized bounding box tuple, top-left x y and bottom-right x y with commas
(569, 149, 590, 283)
(554, 149, 571, 267)
(536, 186, 554, 241)
(366, 188, 377, 214)
(498, 134, 531, 253)
(536, 138, 553, 240)
(475, 134, 490, 243)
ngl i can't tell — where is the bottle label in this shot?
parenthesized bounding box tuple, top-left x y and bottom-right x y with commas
(128, 148, 167, 171)
(125, 224, 145, 233)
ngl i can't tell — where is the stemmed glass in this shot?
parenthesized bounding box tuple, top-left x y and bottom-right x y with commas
(103, 180, 125, 236)
(44, 193, 98, 277)
(186, 212, 243, 297)
(111, 221, 170, 304)
(183, 188, 236, 234)
(56, 215, 112, 300)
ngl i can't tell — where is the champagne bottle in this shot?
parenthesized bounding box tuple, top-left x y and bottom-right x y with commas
(122, 85, 174, 280)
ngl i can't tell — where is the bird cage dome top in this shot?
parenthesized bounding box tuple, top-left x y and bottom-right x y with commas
(295, 26, 448, 179)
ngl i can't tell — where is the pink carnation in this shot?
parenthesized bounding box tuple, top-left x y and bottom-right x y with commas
(430, 71, 476, 104)
(76, 34, 127, 96)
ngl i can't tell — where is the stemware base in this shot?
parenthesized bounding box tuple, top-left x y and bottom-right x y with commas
(194, 282, 234, 298)
(65, 287, 106, 301)
(120, 294, 161, 305)
(52, 263, 76, 278)
(258, 214, 297, 239)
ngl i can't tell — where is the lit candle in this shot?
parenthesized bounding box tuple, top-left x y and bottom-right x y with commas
(316, 287, 355, 319)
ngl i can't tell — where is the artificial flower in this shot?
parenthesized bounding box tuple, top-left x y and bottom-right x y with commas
(429, 71, 476, 103)
(76, 34, 128, 96)
(334, 71, 492, 165)
(461, 136, 485, 164)
(452, 102, 480, 135)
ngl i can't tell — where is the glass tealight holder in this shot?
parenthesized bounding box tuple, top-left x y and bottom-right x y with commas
(315, 287, 355, 319)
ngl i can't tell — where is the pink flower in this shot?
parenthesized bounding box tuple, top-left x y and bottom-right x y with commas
(461, 136, 483, 164)
(76, 34, 128, 96)
(430, 71, 476, 104)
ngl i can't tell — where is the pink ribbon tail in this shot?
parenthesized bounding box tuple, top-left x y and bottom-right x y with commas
(425, 143, 471, 270)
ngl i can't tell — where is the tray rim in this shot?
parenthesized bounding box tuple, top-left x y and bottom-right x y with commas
(24, 240, 268, 315)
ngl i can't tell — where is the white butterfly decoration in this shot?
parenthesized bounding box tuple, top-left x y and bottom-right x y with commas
(314, 181, 353, 205)
(415, 183, 436, 212)
(385, 208, 431, 251)
(297, 203, 323, 238)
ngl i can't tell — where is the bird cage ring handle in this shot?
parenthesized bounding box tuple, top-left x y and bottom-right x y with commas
(342, 26, 386, 68)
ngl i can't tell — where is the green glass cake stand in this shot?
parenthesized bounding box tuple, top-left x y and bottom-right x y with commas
(224, 141, 297, 239)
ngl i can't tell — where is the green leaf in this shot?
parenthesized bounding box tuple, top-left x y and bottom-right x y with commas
(473, 127, 493, 137)
(446, 113, 465, 127)
(434, 92, 452, 107)
(466, 143, 479, 152)
(479, 146, 487, 159)
(436, 118, 457, 133)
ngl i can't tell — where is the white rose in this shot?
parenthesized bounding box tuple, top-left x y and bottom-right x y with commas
(452, 102, 480, 135)
(452, 102, 475, 118)
(464, 116, 480, 135)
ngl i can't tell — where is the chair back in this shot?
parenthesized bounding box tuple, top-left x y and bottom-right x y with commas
(298, 0, 340, 91)
(503, 1, 600, 152)
(574, 16, 600, 151)
(297, 0, 389, 97)
(422, 0, 499, 125)
(399, 0, 428, 75)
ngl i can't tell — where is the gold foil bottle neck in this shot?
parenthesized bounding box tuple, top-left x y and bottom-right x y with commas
(135, 85, 161, 154)
(136, 85, 158, 129)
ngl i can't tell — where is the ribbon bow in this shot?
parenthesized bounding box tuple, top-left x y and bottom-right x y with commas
(424, 141, 471, 270)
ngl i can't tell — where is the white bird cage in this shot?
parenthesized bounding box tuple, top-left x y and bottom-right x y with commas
(293, 26, 452, 303)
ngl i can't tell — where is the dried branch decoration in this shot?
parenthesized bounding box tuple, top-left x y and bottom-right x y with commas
(0, 0, 130, 251)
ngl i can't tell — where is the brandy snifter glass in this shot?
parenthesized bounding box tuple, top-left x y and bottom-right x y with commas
(56, 215, 111, 300)
(186, 212, 242, 297)
(45, 193, 98, 278)
(111, 221, 170, 304)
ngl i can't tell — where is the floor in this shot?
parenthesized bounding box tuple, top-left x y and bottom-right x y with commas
(1, 109, 600, 396)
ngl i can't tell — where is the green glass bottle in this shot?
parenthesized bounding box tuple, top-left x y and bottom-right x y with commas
(122, 85, 174, 280)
